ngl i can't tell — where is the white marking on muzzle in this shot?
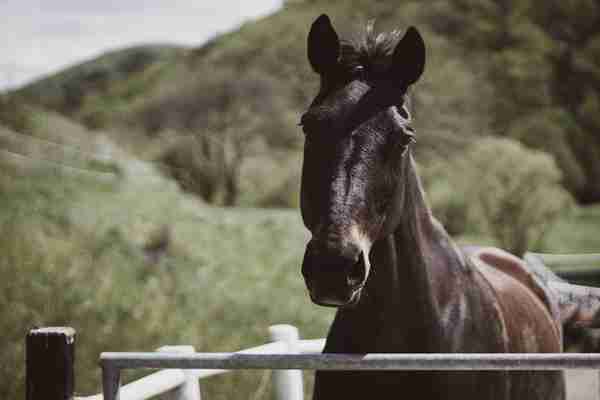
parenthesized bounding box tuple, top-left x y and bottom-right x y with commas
(349, 224, 373, 281)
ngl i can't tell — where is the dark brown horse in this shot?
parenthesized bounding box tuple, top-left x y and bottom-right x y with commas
(299, 14, 568, 400)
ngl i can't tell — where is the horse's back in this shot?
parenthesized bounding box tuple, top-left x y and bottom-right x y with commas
(468, 246, 565, 400)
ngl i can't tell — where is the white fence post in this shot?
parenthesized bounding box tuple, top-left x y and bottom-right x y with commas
(269, 325, 303, 400)
(158, 346, 201, 400)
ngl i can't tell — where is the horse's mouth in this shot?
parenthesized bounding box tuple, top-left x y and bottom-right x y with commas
(309, 286, 364, 308)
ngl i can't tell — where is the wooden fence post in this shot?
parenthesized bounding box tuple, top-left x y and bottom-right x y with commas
(158, 346, 201, 400)
(26, 327, 76, 400)
(269, 325, 303, 400)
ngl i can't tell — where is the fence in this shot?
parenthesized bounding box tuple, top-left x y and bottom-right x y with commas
(26, 324, 323, 400)
(526, 252, 600, 285)
(26, 325, 600, 400)
(26, 253, 600, 400)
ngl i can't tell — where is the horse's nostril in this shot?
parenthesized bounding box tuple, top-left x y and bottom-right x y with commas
(347, 253, 366, 288)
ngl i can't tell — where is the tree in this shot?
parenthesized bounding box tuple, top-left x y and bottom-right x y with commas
(425, 0, 600, 202)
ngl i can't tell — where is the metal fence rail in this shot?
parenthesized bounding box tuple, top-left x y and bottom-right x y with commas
(99, 351, 600, 400)
(100, 352, 600, 371)
(93, 325, 314, 400)
(525, 252, 600, 284)
(528, 253, 600, 268)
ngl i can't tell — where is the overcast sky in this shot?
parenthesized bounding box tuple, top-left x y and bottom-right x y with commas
(0, 0, 282, 90)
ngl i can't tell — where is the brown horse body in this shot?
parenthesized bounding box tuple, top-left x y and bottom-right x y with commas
(299, 15, 567, 399)
(311, 155, 564, 400)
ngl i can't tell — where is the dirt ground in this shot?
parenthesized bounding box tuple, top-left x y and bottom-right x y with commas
(567, 370, 598, 400)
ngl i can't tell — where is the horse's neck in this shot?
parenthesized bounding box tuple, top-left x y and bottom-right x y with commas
(364, 154, 457, 347)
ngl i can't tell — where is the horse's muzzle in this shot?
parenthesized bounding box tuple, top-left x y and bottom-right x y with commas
(301, 240, 369, 307)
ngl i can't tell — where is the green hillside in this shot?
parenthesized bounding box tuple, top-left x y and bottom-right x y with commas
(16, 44, 186, 129)
(11, 0, 600, 205)
(3, 0, 597, 246)
(11, 2, 490, 206)
(2, 0, 597, 249)
(0, 139, 329, 399)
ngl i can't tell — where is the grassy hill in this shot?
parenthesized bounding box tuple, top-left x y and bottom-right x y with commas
(0, 120, 332, 399)
(15, 45, 186, 129)
(9, 1, 492, 208)
(10, 1, 600, 207)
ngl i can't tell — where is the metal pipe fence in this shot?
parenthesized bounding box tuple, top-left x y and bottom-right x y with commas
(100, 352, 600, 371)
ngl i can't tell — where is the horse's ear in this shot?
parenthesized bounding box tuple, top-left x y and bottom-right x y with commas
(390, 26, 425, 86)
(307, 14, 340, 74)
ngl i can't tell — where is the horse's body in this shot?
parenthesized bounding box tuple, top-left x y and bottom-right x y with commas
(299, 15, 567, 400)
(312, 155, 564, 400)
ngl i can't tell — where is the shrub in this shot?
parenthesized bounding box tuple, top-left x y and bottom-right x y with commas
(423, 137, 573, 254)
(0, 95, 36, 134)
(506, 109, 586, 194)
(256, 171, 301, 209)
(457, 137, 573, 255)
(421, 159, 470, 236)
(158, 134, 225, 204)
(0, 216, 198, 399)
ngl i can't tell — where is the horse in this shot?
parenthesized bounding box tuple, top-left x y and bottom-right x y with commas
(298, 14, 567, 400)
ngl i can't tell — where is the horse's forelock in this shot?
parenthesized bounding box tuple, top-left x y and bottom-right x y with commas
(339, 21, 403, 77)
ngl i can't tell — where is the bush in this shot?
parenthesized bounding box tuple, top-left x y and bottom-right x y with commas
(158, 134, 225, 204)
(423, 137, 573, 254)
(458, 137, 572, 255)
(256, 171, 301, 209)
(506, 109, 586, 194)
(421, 159, 470, 236)
(0, 95, 36, 134)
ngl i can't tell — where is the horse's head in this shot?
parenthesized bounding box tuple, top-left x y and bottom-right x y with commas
(300, 15, 425, 307)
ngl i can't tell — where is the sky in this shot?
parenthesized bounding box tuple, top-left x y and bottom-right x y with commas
(0, 0, 282, 90)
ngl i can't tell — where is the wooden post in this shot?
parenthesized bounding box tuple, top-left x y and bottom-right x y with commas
(269, 325, 303, 400)
(26, 327, 76, 400)
(158, 346, 201, 400)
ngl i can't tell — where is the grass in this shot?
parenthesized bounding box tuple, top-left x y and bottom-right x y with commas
(544, 205, 600, 253)
(0, 147, 332, 399)
(455, 205, 600, 255)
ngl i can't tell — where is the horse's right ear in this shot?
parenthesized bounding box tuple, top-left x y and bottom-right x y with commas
(307, 14, 340, 74)
(390, 26, 425, 87)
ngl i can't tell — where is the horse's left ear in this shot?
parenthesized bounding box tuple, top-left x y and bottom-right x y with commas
(307, 14, 340, 74)
(390, 26, 425, 86)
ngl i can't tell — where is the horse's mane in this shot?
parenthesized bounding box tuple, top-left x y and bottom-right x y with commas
(339, 21, 403, 78)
